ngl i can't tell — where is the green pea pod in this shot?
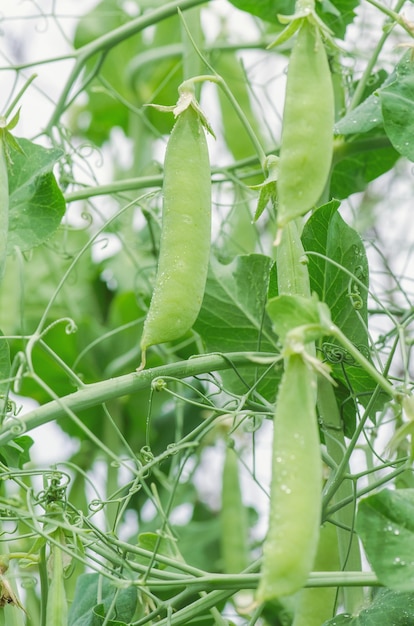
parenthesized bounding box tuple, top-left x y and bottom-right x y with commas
(257, 352, 322, 602)
(140, 104, 211, 361)
(277, 19, 334, 230)
(220, 445, 248, 574)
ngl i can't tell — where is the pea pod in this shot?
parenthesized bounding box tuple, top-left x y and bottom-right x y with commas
(140, 103, 211, 362)
(277, 19, 334, 230)
(256, 352, 322, 602)
(220, 445, 248, 574)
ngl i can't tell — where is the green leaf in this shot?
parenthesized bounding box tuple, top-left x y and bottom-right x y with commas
(323, 589, 414, 625)
(356, 488, 414, 591)
(93, 604, 127, 626)
(7, 138, 65, 252)
(331, 133, 399, 199)
(335, 92, 383, 136)
(302, 201, 368, 345)
(302, 201, 387, 423)
(316, 0, 358, 39)
(380, 57, 414, 161)
(228, 0, 357, 37)
(0, 435, 33, 469)
(334, 69, 389, 136)
(226, 0, 293, 23)
(68, 573, 138, 626)
(194, 254, 280, 402)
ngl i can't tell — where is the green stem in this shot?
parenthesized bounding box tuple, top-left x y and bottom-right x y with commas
(0, 352, 274, 446)
(143, 570, 380, 590)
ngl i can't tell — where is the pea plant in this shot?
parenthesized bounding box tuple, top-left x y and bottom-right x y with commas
(0, 0, 414, 624)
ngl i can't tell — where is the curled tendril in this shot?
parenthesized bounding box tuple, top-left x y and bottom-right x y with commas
(65, 319, 78, 335)
(80, 210, 94, 228)
(20, 576, 37, 589)
(166, 443, 179, 455)
(357, 344, 371, 360)
(35, 472, 69, 507)
(7, 418, 26, 436)
(89, 499, 105, 512)
(321, 343, 355, 365)
(140, 446, 154, 462)
(152, 378, 167, 392)
(321, 342, 371, 367)
(243, 414, 264, 433)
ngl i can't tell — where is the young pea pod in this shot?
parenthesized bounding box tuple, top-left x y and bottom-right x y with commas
(220, 445, 249, 575)
(276, 19, 334, 231)
(140, 103, 211, 363)
(256, 352, 322, 602)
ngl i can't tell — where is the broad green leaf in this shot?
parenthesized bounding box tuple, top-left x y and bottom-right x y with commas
(93, 604, 127, 625)
(323, 589, 414, 625)
(8, 138, 65, 252)
(0, 435, 33, 469)
(302, 201, 368, 346)
(315, 0, 359, 39)
(356, 488, 414, 591)
(380, 66, 414, 161)
(68, 573, 138, 626)
(335, 70, 389, 136)
(330, 133, 399, 199)
(194, 254, 280, 402)
(227, 0, 357, 37)
(226, 0, 292, 23)
(302, 201, 387, 424)
(335, 92, 383, 136)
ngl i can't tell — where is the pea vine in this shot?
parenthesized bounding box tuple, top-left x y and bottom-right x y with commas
(0, 1, 413, 625)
